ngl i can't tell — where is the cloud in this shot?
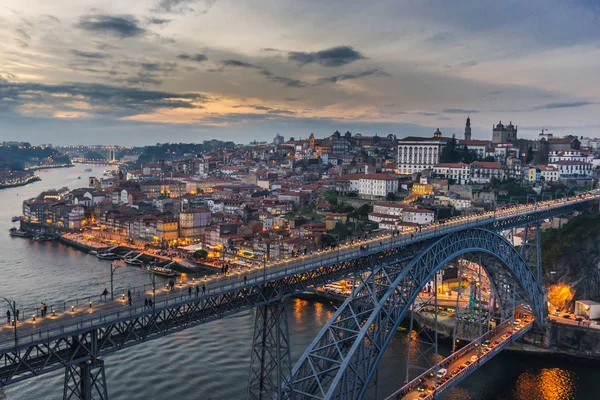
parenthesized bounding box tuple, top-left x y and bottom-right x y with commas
(178, 53, 208, 62)
(443, 108, 480, 114)
(289, 46, 366, 67)
(318, 69, 387, 84)
(154, 0, 217, 14)
(258, 70, 306, 88)
(0, 81, 206, 118)
(222, 59, 259, 68)
(139, 62, 177, 72)
(16, 28, 31, 41)
(532, 101, 595, 111)
(459, 60, 478, 68)
(77, 15, 145, 38)
(148, 17, 171, 25)
(70, 50, 108, 59)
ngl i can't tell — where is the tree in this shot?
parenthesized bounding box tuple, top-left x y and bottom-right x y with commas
(547, 284, 574, 312)
(357, 204, 371, 218)
(386, 192, 396, 201)
(192, 249, 208, 260)
(526, 147, 534, 164)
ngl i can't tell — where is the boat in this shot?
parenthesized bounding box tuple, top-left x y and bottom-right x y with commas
(89, 250, 98, 256)
(148, 266, 177, 278)
(125, 258, 144, 266)
(97, 252, 120, 260)
(78, 177, 81, 179)
(84, 168, 92, 172)
(9, 228, 31, 237)
(11, 216, 19, 222)
(396, 326, 407, 332)
(32, 235, 53, 241)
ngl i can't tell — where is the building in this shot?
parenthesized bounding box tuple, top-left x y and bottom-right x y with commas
(575, 300, 600, 320)
(549, 161, 593, 178)
(464, 116, 472, 141)
(397, 129, 450, 174)
(372, 202, 404, 216)
(156, 217, 179, 244)
(470, 161, 504, 183)
(358, 174, 399, 198)
(491, 121, 518, 144)
(539, 165, 559, 182)
(401, 208, 435, 225)
(179, 208, 211, 239)
(433, 162, 471, 185)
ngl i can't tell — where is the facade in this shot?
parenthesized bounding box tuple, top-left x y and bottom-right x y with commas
(491, 121, 518, 144)
(401, 208, 435, 225)
(372, 202, 404, 217)
(549, 161, 593, 178)
(358, 174, 399, 198)
(539, 165, 559, 182)
(397, 129, 450, 174)
(156, 218, 179, 243)
(433, 162, 471, 185)
(470, 161, 504, 183)
(179, 208, 212, 239)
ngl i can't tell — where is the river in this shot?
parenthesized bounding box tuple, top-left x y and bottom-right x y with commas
(0, 164, 597, 399)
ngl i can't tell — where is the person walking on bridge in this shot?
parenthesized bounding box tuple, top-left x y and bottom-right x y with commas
(15, 309, 19, 322)
(244, 275, 247, 285)
(202, 284, 206, 295)
(188, 286, 192, 297)
(6, 310, 10, 324)
(195, 285, 199, 297)
(102, 288, 109, 301)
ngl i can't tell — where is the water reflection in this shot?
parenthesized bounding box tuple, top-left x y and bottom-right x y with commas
(514, 368, 576, 400)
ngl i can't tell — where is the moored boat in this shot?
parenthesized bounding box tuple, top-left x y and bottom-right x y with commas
(125, 258, 144, 266)
(84, 168, 92, 172)
(147, 266, 177, 278)
(11, 216, 19, 222)
(97, 252, 120, 260)
(9, 228, 31, 237)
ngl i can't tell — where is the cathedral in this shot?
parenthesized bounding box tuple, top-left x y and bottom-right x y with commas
(491, 121, 518, 144)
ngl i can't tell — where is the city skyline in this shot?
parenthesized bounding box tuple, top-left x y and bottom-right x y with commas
(1, 0, 600, 145)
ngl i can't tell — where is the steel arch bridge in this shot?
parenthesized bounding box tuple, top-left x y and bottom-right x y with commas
(291, 228, 544, 400)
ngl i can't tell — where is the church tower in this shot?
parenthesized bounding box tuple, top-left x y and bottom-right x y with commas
(464, 116, 472, 141)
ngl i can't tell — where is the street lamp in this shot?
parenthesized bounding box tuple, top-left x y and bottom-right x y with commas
(110, 263, 125, 301)
(1, 296, 17, 349)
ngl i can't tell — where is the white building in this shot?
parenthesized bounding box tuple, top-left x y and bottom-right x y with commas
(549, 161, 593, 178)
(401, 208, 435, 225)
(433, 162, 471, 185)
(470, 161, 504, 184)
(358, 174, 399, 198)
(372, 202, 404, 217)
(397, 129, 449, 174)
(539, 165, 559, 182)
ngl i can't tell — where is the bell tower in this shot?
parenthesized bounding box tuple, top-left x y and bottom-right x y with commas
(464, 116, 472, 141)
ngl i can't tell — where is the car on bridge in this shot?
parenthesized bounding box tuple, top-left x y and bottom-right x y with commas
(436, 368, 448, 378)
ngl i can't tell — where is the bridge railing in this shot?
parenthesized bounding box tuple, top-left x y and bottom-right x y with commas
(0, 195, 593, 351)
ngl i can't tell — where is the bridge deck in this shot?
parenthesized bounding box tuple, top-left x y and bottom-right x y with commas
(0, 194, 595, 352)
(387, 318, 534, 400)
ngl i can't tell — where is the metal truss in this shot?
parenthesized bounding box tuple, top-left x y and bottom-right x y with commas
(0, 241, 415, 387)
(520, 223, 542, 283)
(291, 228, 544, 400)
(64, 359, 108, 400)
(247, 300, 293, 400)
(0, 201, 585, 394)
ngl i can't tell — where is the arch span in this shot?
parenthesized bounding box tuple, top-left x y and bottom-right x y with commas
(291, 228, 544, 400)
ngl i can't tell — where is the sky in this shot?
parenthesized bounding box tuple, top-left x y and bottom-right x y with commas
(1, 0, 600, 146)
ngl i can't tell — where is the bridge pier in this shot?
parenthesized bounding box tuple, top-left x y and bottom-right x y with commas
(63, 359, 108, 400)
(247, 300, 293, 400)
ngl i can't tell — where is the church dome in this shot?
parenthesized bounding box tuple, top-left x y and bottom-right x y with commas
(496, 121, 504, 129)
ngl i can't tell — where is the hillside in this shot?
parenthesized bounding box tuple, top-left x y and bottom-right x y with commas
(542, 212, 600, 302)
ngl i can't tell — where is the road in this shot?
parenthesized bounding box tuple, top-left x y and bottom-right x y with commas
(394, 315, 534, 400)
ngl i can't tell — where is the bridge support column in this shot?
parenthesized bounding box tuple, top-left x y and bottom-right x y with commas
(63, 359, 108, 400)
(247, 300, 293, 400)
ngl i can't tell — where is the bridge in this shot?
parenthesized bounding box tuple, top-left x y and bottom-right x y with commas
(0, 193, 597, 399)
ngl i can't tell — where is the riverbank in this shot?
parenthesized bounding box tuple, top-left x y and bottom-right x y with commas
(23, 163, 73, 171)
(0, 175, 41, 189)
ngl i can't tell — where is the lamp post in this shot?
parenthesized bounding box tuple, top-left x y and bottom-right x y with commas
(110, 263, 124, 301)
(1, 296, 17, 349)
